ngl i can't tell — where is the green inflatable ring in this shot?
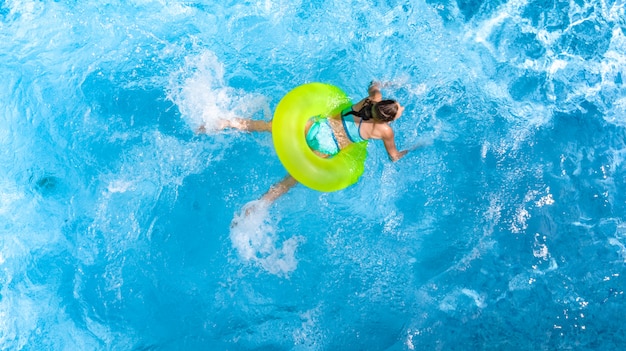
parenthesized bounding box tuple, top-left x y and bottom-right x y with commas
(272, 83, 368, 192)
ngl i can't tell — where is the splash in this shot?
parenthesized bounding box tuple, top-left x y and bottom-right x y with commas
(229, 200, 305, 276)
(166, 50, 270, 132)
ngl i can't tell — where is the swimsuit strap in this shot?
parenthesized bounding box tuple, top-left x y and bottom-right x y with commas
(341, 109, 366, 143)
(342, 100, 374, 121)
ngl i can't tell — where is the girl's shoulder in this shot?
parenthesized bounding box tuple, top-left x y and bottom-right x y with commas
(364, 121, 393, 140)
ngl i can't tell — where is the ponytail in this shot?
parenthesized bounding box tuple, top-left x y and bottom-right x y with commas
(343, 99, 398, 122)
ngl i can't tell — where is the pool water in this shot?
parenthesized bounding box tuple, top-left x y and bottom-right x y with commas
(1, 0, 625, 349)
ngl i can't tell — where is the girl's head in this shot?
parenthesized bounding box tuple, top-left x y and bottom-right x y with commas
(367, 100, 404, 122)
(350, 99, 405, 122)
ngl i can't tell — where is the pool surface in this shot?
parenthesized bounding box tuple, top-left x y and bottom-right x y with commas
(1, 0, 625, 349)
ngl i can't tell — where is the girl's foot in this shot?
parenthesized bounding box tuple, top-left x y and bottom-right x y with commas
(195, 124, 208, 134)
(195, 119, 242, 134)
(221, 119, 246, 130)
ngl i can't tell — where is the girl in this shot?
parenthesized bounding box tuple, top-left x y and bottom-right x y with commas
(199, 81, 408, 204)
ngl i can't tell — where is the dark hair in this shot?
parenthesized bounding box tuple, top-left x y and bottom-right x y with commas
(344, 99, 398, 122)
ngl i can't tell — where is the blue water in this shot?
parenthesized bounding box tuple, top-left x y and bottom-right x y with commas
(1, 0, 625, 349)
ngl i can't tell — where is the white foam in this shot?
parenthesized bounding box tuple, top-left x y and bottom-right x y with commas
(548, 59, 568, 75)
(532, 233, 550, 260)
(439, 288, 487, 311)
(466, 0, 529, 56)
(604, 96, 626, 127)
(536, 193, 555, 207)
(508, 273, 535, 291)
(511, 207, 530, 234)
(292, 306, 323, 348)
(536, 29, 562, 47)
(461, 288, 487, 308)
(106, 180, 134, 193)
(167, 51, 270, 132)
(0, 180, 24, 216)
(609, 238, 626, 262)
(229, 200, 304, 276)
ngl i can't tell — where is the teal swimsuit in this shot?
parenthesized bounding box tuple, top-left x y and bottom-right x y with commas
(340, 107, 366, 143)
(305, 107, 366, 156)
(305, 116, 340, 155)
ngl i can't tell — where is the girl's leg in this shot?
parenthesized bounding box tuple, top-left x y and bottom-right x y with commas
(240, 175, 297, 217)
(260, 175, 298, 204)
(197, 118, 272, 134)
(222, 118, 272, 132)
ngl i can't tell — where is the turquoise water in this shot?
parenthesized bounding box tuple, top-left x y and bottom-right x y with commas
(1, 0, 625, 349)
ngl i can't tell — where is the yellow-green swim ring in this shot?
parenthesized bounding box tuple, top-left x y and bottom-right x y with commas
(272, 83, 368, 192)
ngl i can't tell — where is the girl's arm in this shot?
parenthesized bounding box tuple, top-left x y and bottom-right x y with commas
(353, 81, 383, 111)
(380, 126, 408, 162)
(368, 81, 383, 102)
